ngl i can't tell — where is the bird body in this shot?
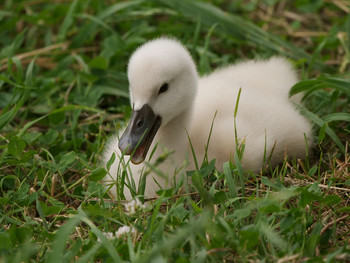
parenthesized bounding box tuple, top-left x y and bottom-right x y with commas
(102, 38, 313, 199)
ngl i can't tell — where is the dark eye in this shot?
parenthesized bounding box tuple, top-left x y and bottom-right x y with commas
(158, 83, 168, 95)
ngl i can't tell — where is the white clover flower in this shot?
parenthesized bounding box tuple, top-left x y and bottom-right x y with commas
(97, 227, 137, 242)
(124, 198, 146, 215)
(97, 231, 115, 242)
(115, 225, 136, 238)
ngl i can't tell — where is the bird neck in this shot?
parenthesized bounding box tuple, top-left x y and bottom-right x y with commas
(156, 105, 193, 156)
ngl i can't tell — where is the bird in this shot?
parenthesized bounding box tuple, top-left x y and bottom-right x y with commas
(102, 37, 313, 200)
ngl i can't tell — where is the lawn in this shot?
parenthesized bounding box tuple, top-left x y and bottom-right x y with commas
(0, 0, 349, 262)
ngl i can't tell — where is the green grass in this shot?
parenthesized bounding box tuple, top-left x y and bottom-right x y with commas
(1, 0, 350, 262)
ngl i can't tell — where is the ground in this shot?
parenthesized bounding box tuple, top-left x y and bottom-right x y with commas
(0, 0, 349, 262)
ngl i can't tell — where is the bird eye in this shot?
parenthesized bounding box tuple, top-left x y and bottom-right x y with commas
(158, 83, 168, 95)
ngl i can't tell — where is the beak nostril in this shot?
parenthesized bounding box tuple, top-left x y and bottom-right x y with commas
(136, 119, 143, 128)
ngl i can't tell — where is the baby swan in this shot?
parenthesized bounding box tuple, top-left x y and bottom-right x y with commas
(102, 37, 313, 200)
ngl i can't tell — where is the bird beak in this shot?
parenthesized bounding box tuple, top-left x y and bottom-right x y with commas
(118, 104, 162, 164)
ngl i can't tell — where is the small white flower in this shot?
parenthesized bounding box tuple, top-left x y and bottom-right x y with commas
(124, 198, 146, 215)
(97, 231, 115, 242)
(115, 225, 136, 238)
(105, 232, 115, 240)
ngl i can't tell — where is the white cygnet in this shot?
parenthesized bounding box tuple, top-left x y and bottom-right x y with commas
(102, 38, 313, 199)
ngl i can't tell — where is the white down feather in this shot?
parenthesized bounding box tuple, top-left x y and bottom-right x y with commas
(102, 38, 313, 200)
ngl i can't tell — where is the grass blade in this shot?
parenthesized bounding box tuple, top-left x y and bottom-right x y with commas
(322, 113, 350, 123)
(223, 162, 237, 200)
(159, 0, 327, 70)
(290, 76, 350, 97)
(0, 104, 21, 129)
(295, 104, 345, 153)
(24, 58, 36, 87)
(78, 207, 122, 262)
(47, 216, 82, 262)
(58, 0, 80, 42)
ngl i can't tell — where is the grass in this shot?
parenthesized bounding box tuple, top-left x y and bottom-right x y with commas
(0, 0, 350, 262)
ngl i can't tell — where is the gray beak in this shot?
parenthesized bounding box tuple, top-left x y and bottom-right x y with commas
(118, 104, 162, 164)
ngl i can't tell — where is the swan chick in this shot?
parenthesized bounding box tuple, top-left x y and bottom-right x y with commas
(102, 38, 313, 199)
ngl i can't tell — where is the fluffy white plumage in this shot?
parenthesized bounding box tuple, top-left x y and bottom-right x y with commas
(102, 38, 313, 199)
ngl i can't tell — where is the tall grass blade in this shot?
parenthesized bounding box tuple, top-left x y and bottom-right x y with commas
(186, 129, 199, 170)
(319, 76, 350, 96)
(72, 0, 144, 46)
(234, 88, 242, 119)
(35, 196, 49, 231)
(290, 76, 350, 97)
(77, 207, 122, 262)
(289, 80, 325, 97)
(199, 23, 217, 74)
(234, 146, 245, 195)
(77, 14, 117, 35)
(98, 0, 146, 20)
(24, 58, 35, 87)
(322, 113, 350, 123)
(17, 105, 103, 137)
(258, 220, 287, 251)
(47, 216, 81, 262)
(295, 104, 345, 153)
(223, 162, 237, 200)
(0, 104, 21, 129)
(76, 242, 102, 263)
(137, 210, 211, 263)
(203, 111, 217, 164)
(58, 0, 80, 42)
